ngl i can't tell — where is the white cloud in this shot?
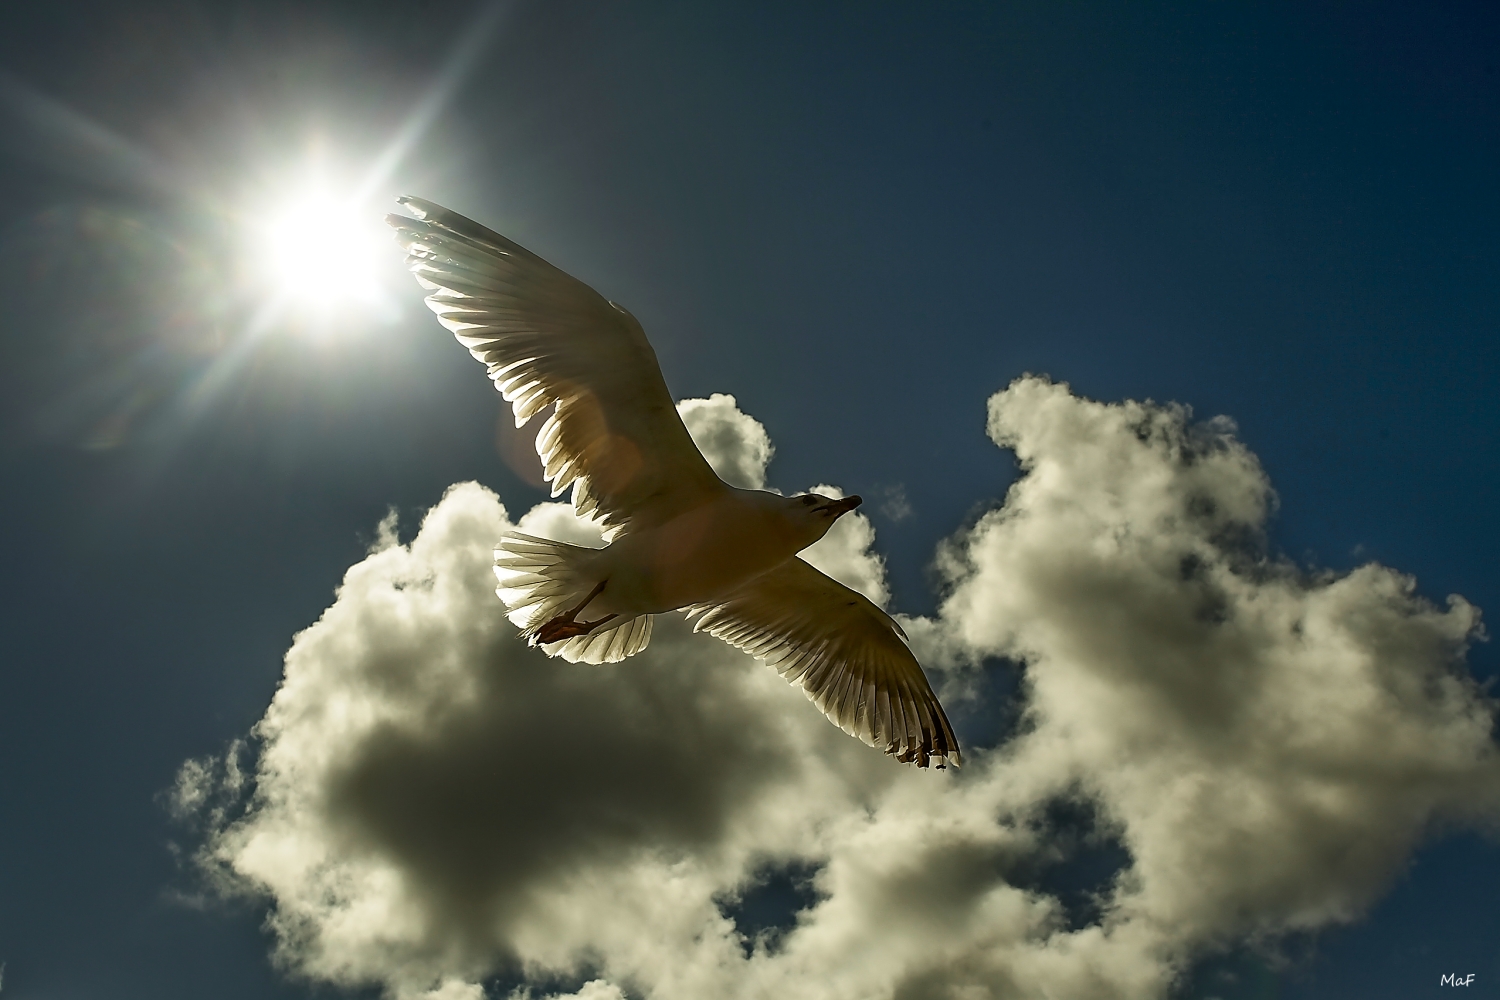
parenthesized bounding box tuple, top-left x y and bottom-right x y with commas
(534, 982, 627, 1000)
(934, 376, 1500, 957)
(677, 393, 774, 490)
(413, 979, 488, 1000)
(179, 379, 1500, 1000)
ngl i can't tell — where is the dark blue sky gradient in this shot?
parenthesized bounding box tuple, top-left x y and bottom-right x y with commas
(1, 3, 1497, 998)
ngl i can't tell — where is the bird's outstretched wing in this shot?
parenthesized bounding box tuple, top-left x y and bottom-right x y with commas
(686, 558, 961, 768)
(388, 197, 725, 534)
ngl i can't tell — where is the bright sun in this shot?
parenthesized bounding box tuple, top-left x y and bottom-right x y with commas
(250, 181, 392, 326)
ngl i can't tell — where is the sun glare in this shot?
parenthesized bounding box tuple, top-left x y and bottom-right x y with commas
(248, 180, 393, 329)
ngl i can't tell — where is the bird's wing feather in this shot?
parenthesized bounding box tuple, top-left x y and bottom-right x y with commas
(686, 558, 961, 768)
(388, 197, 725, 533)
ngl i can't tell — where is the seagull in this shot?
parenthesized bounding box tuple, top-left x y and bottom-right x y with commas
(387, 198, 960, 768)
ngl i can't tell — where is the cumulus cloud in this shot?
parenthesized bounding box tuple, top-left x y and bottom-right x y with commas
(936, 378, 1500, 951)
(677, 393, 774, 490)
(177, 380, 1500, 1000)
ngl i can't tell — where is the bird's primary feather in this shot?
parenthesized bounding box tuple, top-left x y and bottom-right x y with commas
(388, 197, 725, 537)
(686, 557, 960, 768)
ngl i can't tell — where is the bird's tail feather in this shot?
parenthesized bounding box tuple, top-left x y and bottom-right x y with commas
(493, 532, 652, 664)
(554, 614, 653, 665)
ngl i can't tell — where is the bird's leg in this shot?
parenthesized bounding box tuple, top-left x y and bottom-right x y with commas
(536, 611, 619, 644)
(534, 580, 618, 644)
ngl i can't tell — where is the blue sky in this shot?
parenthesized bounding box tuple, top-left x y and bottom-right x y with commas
(1, 3, 1497, 999)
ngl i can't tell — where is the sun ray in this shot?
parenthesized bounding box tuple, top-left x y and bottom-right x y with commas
(354, 0, 508, 204)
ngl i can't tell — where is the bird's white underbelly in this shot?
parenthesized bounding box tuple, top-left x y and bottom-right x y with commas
(583, 498, 797, 617)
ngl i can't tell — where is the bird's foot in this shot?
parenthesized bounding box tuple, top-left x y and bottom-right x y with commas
(535, 612, 618, 645)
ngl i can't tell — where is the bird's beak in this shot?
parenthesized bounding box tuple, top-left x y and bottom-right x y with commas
(817, 495, 863, 516)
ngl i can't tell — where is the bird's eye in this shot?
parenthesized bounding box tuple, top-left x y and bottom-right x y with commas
(800, 495, 818, 505)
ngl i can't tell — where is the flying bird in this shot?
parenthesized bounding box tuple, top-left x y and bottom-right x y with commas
(387, 198, 960, 768)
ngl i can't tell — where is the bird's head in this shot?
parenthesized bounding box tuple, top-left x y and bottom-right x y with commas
(781, 492, 863, 548)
